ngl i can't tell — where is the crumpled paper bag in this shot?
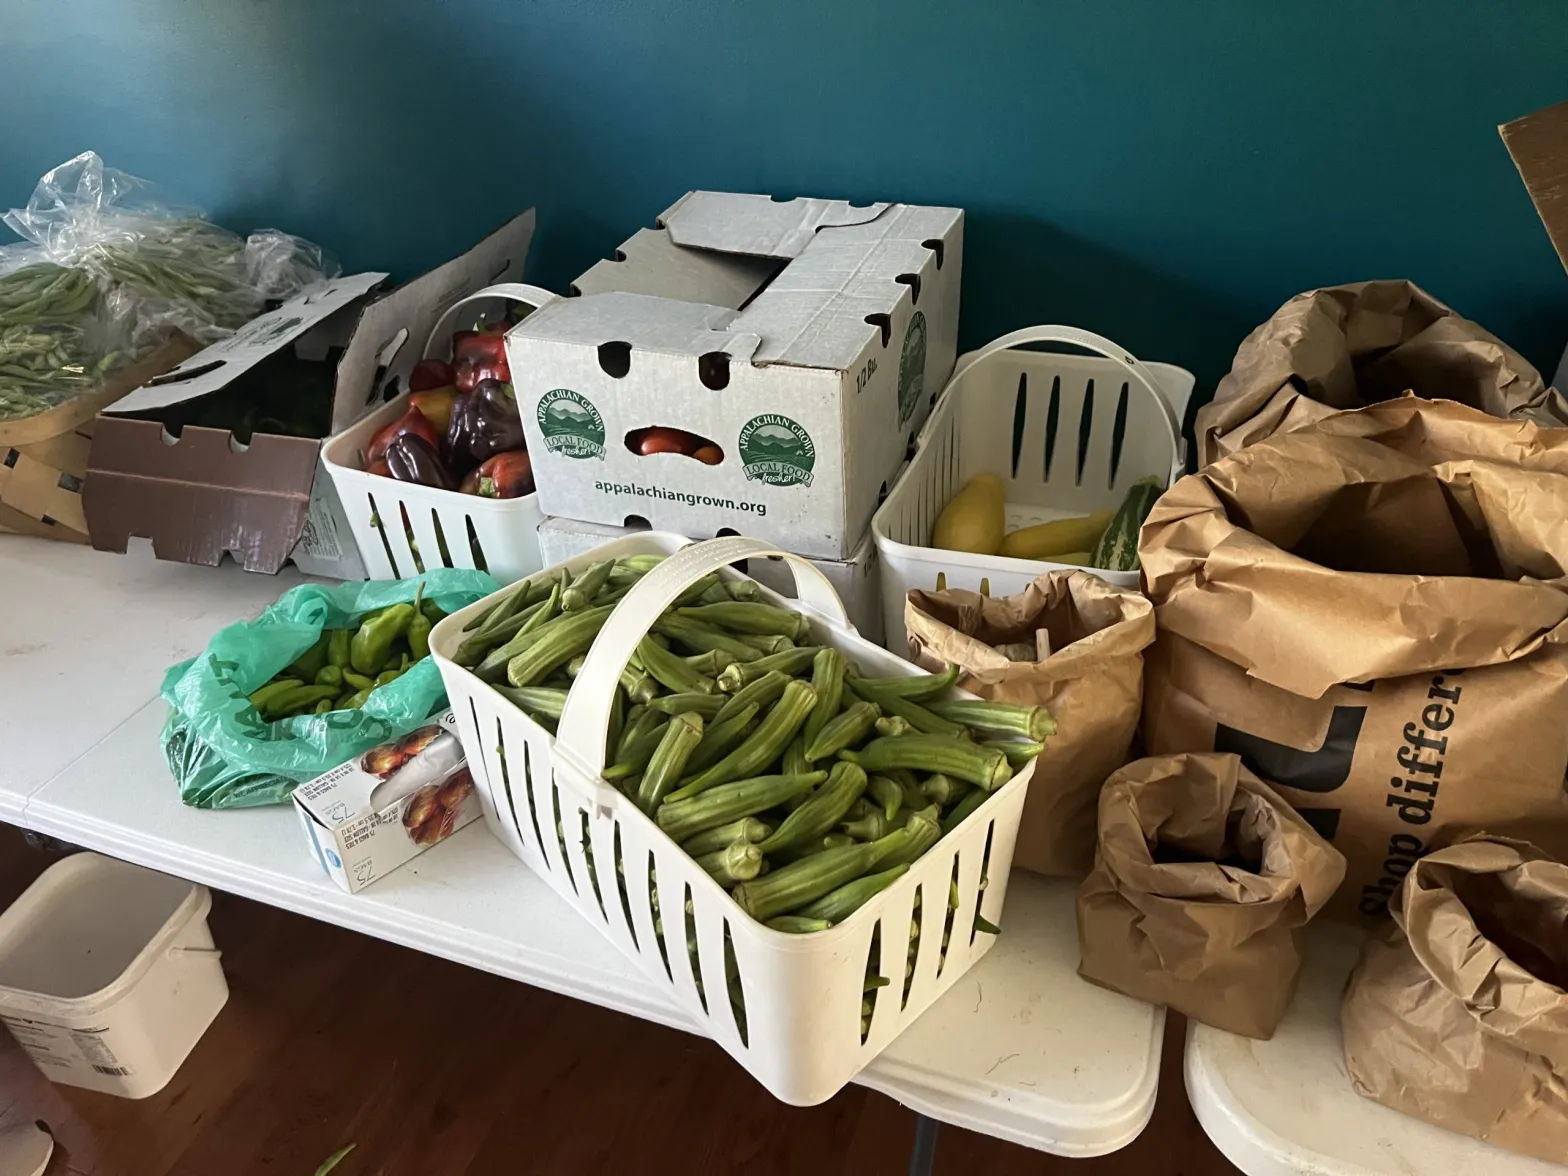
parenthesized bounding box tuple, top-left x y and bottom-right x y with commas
(905, 570, 1154, 877)
(1343, 836, 1568, 1164)
(1195, 280, 1568, 465)
(1076, 752, 1345, 1038)
(1142, 396, 1568, 920)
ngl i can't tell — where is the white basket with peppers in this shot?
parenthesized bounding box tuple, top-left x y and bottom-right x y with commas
(322, 283, 556, 582)
(428, 532, 1049, 1105)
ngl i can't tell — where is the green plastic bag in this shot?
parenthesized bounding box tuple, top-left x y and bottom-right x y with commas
(161, 570, 498, 808)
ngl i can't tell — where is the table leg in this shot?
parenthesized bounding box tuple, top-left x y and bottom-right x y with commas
(908, 1114, 940, 1176)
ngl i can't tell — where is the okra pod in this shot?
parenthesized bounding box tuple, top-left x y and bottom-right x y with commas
(696, 841, 764, 884)
(649, 692, 727, 718)
(841, 811, 888, 841)
(638, 634, 716, 695)
(561, 559, 614, 611)
(606, 686, 626, 762)
(656, 771, 825, 842)
(782, 735, 809, 779)
(680, 816, 772, 857)
(822, 833, 856, 849)
(603, 717, 672, 781)
(494, 685, 570, 723)
(506, 604, 614, 687)
(758, 761, 867, 854)
(682, 649, 736, 676)
(882, 807, 942, 867)
(845, 663, 960, 701)
(766, 915, 831, 934)
(677, 602, 810, 641)
(803, 700, 879, 763)
(731, 828, 912, 922)
(737, 633, 795, 656)
(940, 787, 989, 834)
(928, 700, 1056, 741)
(841, 735, 1011, 791)
(715, 645, 823, 691)
(801, 648, 847, 751)
(726, 579, 761, 602)
(922, 773, 970, 807)
(696, 580, 733, 606)
(654, 614, 761, 662)
(462, 575, 531, 633)
(636, 711, 705, 813)
(713, 669, 789, 725)
(847, 679, 965, 737)
(867, 775, 904, 822)
(666, 680, 818, 802)
(984, 738, 1047, 766)
(618, 704, 657, 756)
(674, 571, 725, 606)
(682, 704, 758, 775)
(475, 584, 562, 680)
(874, 716, 915, 738)
(794, 865, 909, 924)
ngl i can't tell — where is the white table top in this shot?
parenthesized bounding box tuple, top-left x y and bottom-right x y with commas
(0, 536, 303, 817)
(1186, 919, 1566, 1176)
(2, 537, 1164, 1157)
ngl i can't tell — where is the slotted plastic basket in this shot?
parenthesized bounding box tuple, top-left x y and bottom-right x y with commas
(872, 327, 1193, 651)
(429, 533, 1033, 1105)
(321, 283, 557, 582)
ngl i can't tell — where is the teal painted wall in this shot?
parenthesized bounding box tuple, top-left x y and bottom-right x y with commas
(3, 0, 1567, 399)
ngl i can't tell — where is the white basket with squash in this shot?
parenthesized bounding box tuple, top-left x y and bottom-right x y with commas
(871, 327, 1193, 650)
(428, 533, 1045, 1105)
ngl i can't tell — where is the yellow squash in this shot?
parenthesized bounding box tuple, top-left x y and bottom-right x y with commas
(997, 508, 1114, 560)
(932, 474, 1006, 554)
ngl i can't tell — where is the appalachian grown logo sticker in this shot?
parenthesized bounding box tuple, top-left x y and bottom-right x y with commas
(738, 414, 815, 488)
(897, 310, 928, 425)
(536, 389, 606, 460)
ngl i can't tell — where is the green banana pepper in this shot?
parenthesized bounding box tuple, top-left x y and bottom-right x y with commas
(350, 604, 414, 675)
(287, 633, 331, 682)
(248, 678, 303, 711)
(314, 665, 343, 689)
(408, 584, 432, 661)
(327, 628, 352, 669)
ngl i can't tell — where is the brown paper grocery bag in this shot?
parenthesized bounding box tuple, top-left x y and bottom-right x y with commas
(1342, 837, 1568, 1164)
(905, 571, 1154, 876)
(1076, 753, 1345, 1038)
(1142, 397, 1568, 921)
(1195, 280, 1568, 465)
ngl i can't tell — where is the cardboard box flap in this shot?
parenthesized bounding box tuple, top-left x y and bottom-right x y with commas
(513, 292, 763, 361)
(1502, 99, 1568, 277)
(573, 226, 781, 310)
(661, 191, 890, 259)
(107, 272, 387, 415)
(331, 209, 536, 432)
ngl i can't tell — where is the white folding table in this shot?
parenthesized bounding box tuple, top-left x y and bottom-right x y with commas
(0, 535, 1165, 1160)
(1185, 920, 1566, 1176)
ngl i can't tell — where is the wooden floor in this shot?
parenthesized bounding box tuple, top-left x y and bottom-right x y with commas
(0, 826, 1239, 1176)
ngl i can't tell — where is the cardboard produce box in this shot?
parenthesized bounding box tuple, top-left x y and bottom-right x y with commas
(84, 210, 538, 576)
(508, 192, 963, 559)
(535, 515, 884, 643)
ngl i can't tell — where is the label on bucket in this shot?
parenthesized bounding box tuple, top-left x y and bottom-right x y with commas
(2, 1015, 131, 1077)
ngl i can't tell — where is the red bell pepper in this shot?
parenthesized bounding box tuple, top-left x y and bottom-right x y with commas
(454, 332, 508, 366)
(454, 356, 510, 394)
(409, 387, 457, 437)
(367, 406, 441, 465)
(409, 359, 455, 393)
(459, 449, 534, 499)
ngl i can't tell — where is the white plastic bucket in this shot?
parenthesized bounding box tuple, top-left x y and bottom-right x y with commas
(0, 853, 228, 1098)
(872, 327, 1194, 651)
(431, 533, 1033, 1105)
(321, 282, 557, 584)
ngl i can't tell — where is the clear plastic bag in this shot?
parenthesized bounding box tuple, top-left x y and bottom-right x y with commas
(0, 151, 339, 423)
(159, 570, 498, 809)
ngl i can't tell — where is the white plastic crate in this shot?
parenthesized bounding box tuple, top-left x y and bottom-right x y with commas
(872, 326, 1193, 651)
(321, 282, 557, 583)
(430, 533, 1033, 1106)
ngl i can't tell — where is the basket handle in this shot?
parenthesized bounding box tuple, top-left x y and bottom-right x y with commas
(934, 325, 1182, 470)
(553, 537, 850, 812)
(421, 282, 558, 360)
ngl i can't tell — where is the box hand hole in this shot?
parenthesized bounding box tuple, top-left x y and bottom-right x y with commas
(864, 313, 891, 348)
(895, 273, 921, 306)
(625, 427, 723, 465)
(921, 238, 945, 269)
(697, 351, 730, 390)
(597, 341, 632, 379)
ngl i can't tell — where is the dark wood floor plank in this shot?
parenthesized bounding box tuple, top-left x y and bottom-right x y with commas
(0, 827, 1239, 1176)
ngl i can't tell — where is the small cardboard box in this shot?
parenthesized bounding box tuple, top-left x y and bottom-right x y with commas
(293, 713, 480, 893)
(535, 515, 884, 644)
(83, 210, 538, 576)
(508, 192, 963, 559)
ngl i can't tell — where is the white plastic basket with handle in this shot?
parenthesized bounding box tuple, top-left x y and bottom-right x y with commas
(429, 533, 1033, 1106)
(321, 282, 557, 582)
(872, 326, 1193, 651)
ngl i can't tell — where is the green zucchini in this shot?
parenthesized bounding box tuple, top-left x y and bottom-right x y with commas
(1088, 477, 1164, 572)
